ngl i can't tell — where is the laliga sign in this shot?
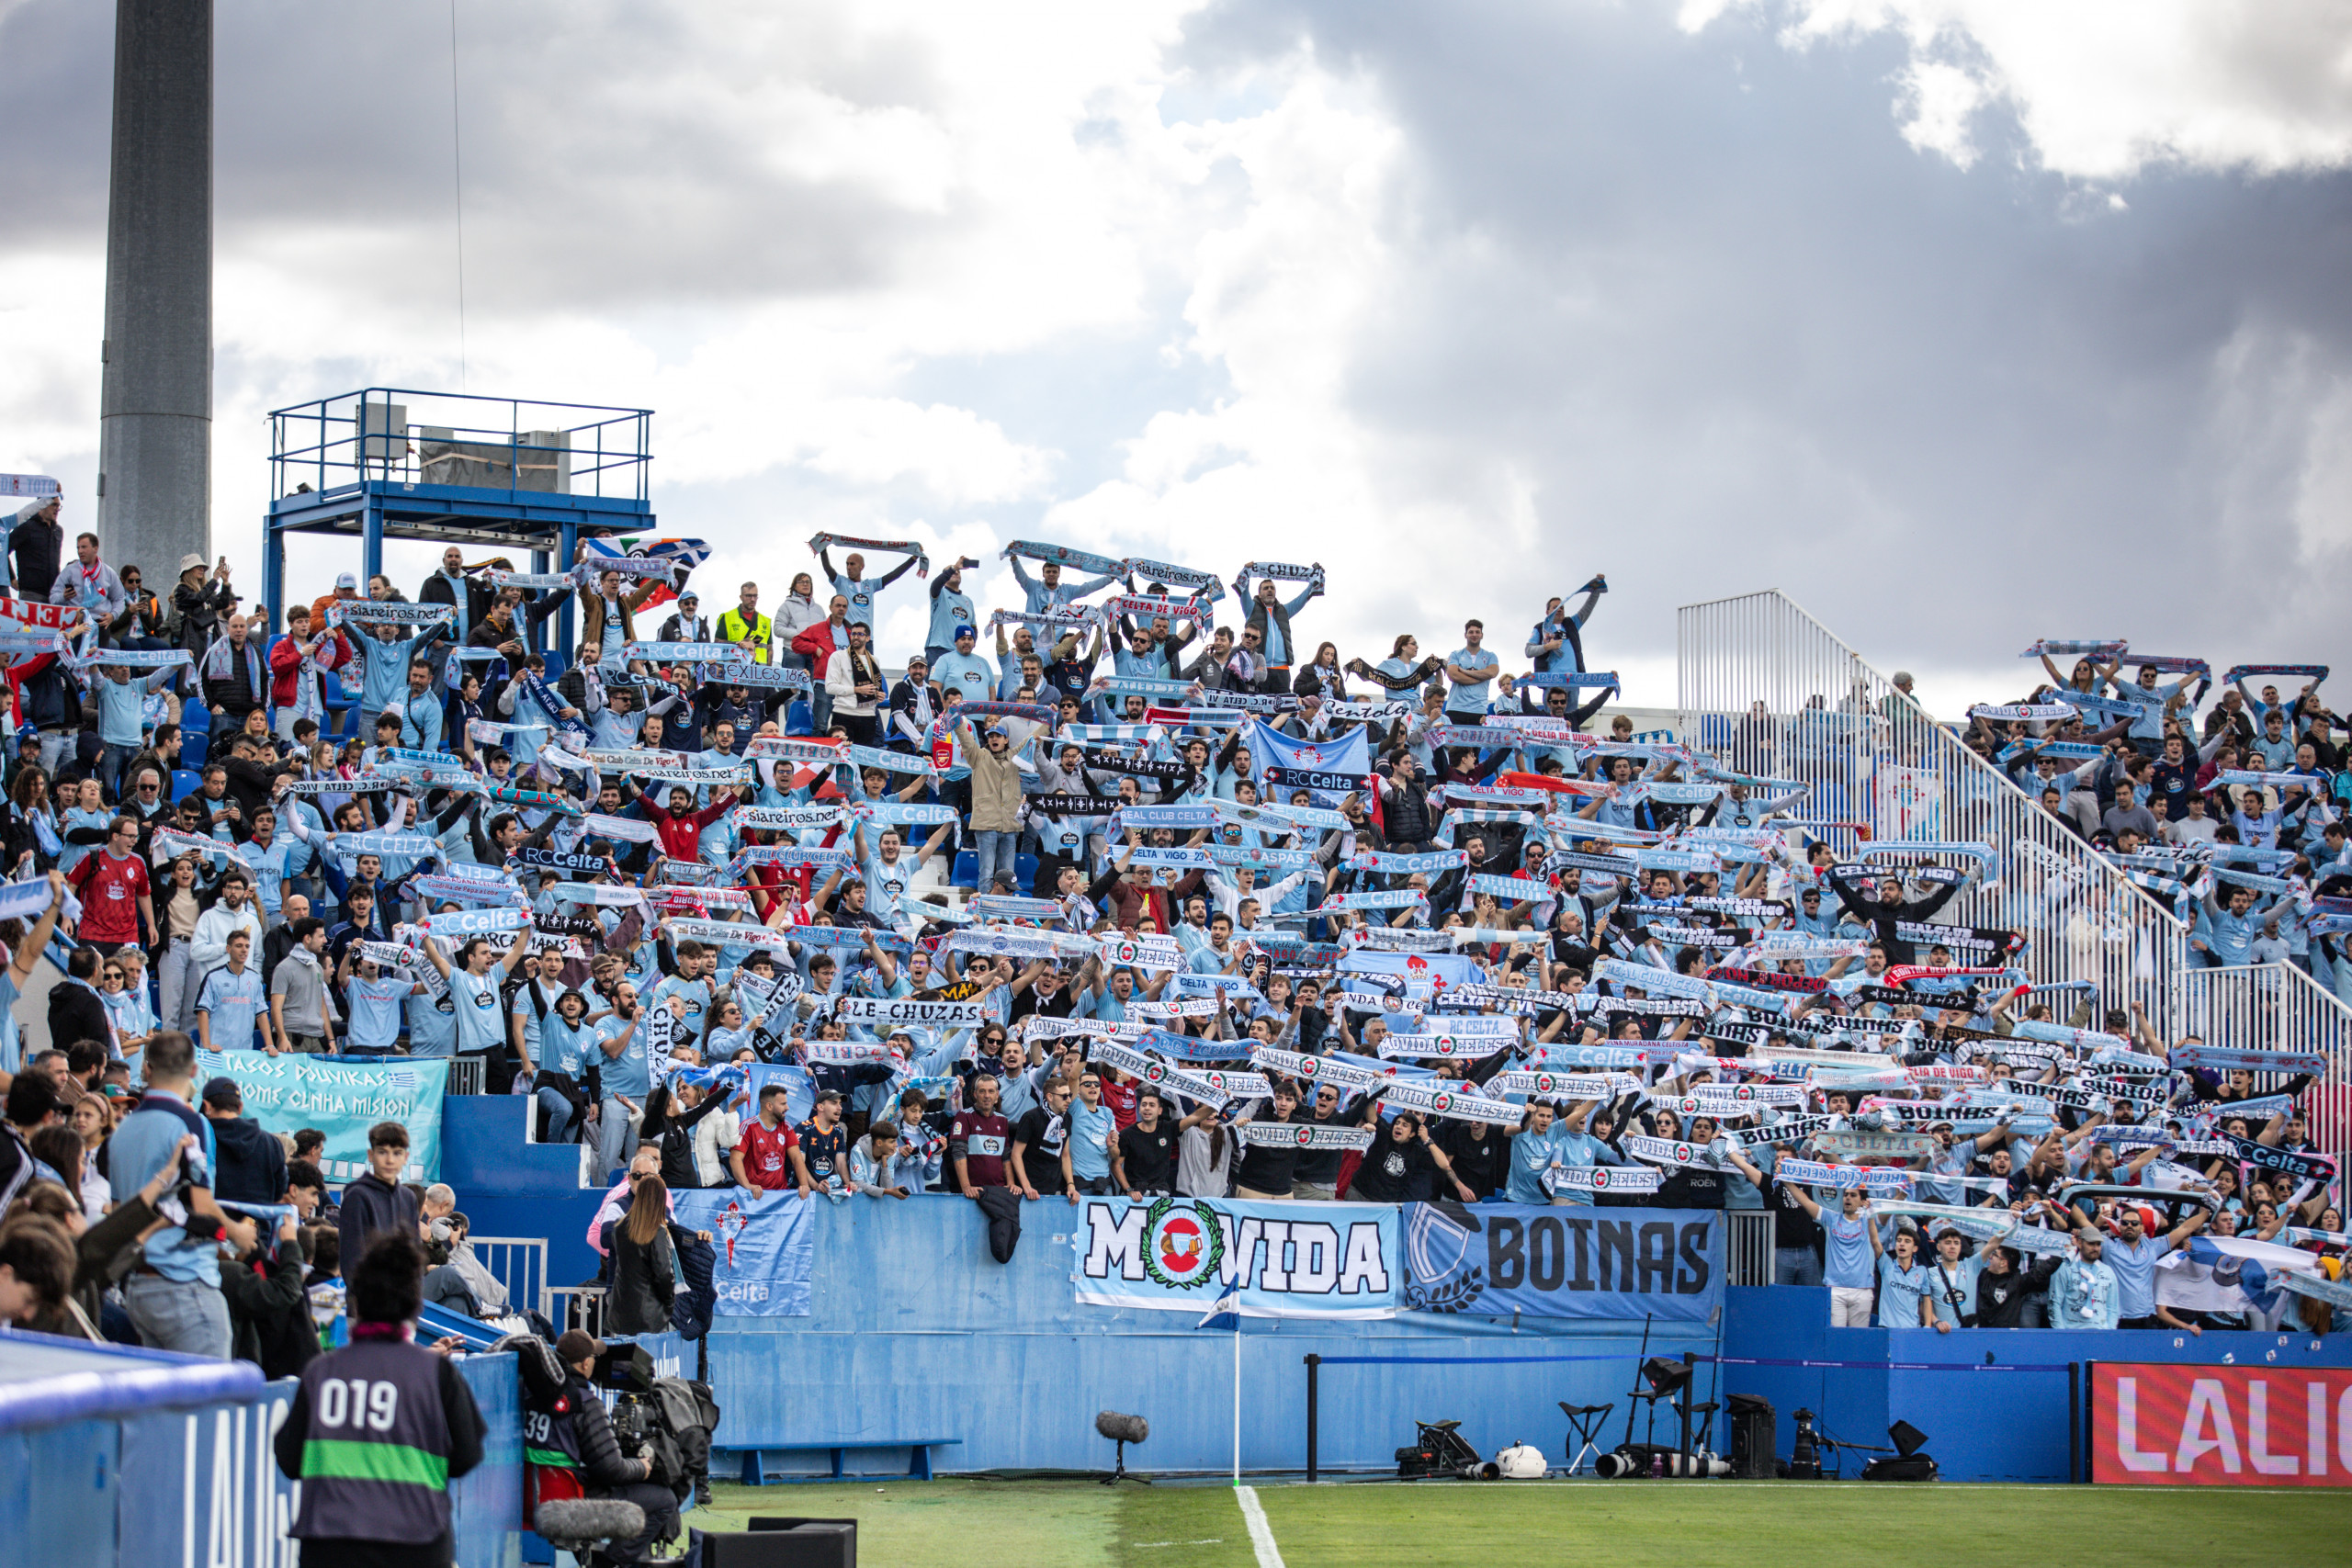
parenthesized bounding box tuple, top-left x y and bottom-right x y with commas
(2093, 1364, 2352, 1488)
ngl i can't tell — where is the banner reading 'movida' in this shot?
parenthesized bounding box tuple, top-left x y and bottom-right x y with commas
(1073, 1197, 1401, 1319)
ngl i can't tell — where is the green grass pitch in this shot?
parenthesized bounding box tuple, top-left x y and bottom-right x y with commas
(693, 1476, 2344, 1566)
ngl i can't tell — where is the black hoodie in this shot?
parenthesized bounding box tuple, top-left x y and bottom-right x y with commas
(209, 1112, 288, 1205)
(1972, 1255, 2061, 1327)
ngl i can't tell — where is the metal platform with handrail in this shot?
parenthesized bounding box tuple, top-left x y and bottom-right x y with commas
(261, 387, 657, 654)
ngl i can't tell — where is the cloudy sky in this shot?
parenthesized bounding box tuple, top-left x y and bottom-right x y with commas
(5, 0, 2350, 714)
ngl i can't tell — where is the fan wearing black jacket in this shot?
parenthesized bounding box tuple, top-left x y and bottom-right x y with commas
(638, 1080, 732, 1191)
(220, 1214, 319, 1381)
(1828, 866, 1965, 967)
(1971, 1246, 2062, 1328)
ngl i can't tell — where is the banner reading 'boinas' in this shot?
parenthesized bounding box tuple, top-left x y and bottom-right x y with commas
(1401, 1201, 1722, 1320)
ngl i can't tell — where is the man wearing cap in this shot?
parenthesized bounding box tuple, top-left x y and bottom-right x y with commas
(930, 623, 995, 705)
(957, 710, 1024, 893)
(531, 1328, 679, 1562)
(2077, 1202, 2209, 1329)
(199, 1075, 289, 1204)
(308, 571, 361, 642)
(888, 654, 938, 750)
(657, 590, 711, 645)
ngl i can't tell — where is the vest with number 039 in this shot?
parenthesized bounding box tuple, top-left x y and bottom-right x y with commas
(290, 1337, 461, 1545)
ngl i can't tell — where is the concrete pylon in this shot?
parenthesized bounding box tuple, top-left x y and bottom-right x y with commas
(96, 0, 212, 583)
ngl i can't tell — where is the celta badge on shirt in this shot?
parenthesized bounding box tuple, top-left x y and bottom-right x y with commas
(968, 1134, 1006, 1156)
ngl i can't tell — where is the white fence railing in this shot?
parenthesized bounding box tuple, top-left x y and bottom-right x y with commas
(2183, 963, 2352, 1081)
(1678, 588, 2195, 1025)
(1724, 1212, 1775, 1287)
(466, 1236, 549, 1321)
(1675, 589, 2352, 1075)
(549, 1285, 608, 1338)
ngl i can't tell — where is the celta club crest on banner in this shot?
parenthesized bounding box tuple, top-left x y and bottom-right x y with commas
(1142, 1198, 1227, 1291)
(714, 1197, 752, 1269)
(1873, 759, 1943, 840)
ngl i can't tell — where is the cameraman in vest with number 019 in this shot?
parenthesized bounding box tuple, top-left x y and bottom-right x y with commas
(274, 1232, 486, 1568)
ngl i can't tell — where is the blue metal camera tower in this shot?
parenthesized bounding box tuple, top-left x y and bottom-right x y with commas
(261, 388, 656, 656)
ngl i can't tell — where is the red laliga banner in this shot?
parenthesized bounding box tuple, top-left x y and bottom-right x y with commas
(2091, 1362, 2352, 1487)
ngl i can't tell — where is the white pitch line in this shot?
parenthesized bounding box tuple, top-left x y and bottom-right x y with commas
(1235, 1484, 1286, 1568)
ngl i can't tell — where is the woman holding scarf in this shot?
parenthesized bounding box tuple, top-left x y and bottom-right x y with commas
(169, 554, 236, 664)
(1295, 640, 1350, 701)
(2, 767, 61, 872)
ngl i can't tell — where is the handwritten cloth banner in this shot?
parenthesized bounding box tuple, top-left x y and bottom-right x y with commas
(834, 995, 987, 1028)
(195, 1048, 448, 1183)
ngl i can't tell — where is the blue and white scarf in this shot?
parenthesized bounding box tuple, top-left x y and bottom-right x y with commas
(1123, 558, 1226, 600)
(517, 665, 587, 741)
(1229, 561, 1324, 599)
(1003, 539, 1127, 578)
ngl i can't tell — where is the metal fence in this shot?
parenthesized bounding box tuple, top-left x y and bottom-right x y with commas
(466, 1236, 549, 1321)
(549, 1286, 607, 1338)
(2183, 963, 2352, 1079)
(1724, 1211, 1775, 1287)
(1677, 589, 2194, 1025)
(446, 1055, 485, 1096)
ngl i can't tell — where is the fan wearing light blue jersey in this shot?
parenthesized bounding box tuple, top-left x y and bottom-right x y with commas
(337, 951, 424, 1055)
(922, 559, 982, 667)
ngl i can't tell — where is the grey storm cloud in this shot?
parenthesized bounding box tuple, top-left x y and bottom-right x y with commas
(1176, 0, 2352, 679)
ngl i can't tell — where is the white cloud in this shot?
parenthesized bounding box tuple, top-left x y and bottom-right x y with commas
(1690, 0, 2352, 178)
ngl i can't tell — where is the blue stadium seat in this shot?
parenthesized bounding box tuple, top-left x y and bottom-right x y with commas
(786, 700, 812, 736)
(170, 768, 202, 804)
(952, 851, 978, 887)
(319, 669, 357, 738)
(1014, 854, 1038, 888)
(181, 702, 209, 768)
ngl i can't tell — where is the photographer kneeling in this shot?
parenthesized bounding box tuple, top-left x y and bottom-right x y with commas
(538, 1329, 680, 1565)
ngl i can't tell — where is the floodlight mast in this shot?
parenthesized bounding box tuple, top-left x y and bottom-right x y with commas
(98, 0, 215, 579)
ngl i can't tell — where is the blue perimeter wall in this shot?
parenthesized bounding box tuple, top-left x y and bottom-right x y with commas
(3, 1349, 521, 1568)
(1720, 1287, 2352, 1483)
(698, 1198, 1714, 1476)
(443, 1102, 2352, 1484)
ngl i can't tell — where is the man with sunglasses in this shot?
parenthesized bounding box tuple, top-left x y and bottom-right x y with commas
(2079, 1201, 2210, 1329)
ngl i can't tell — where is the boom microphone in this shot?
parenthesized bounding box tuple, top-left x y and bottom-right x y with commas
(1095, 1411, 1149, 1446)
(531, 1499, 647, 1551)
